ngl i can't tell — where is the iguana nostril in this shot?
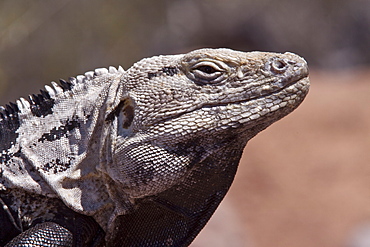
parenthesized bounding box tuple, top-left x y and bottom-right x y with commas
(271, 59, 288, 73)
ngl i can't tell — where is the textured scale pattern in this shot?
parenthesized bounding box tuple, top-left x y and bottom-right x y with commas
(0, 48, 309, 246)
(5, 222, 72, 247)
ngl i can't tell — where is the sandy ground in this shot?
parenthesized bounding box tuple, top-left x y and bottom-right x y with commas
(192, 69, 370, 247)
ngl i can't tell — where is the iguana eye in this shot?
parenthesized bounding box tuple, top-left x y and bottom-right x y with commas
(194, 65, 218, 74)
(189, 61, 227, 84)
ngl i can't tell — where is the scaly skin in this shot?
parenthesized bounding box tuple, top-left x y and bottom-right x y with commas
(0, 48, 309, 246)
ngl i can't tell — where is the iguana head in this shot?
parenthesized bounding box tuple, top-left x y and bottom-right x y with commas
(123, 48, 308, 131)
(104, 48, 309, 245)
(108, 48, 309, 199)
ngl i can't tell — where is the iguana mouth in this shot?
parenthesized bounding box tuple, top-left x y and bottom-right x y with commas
(207, 73, 309, 108)
(152, 74, 309, 128)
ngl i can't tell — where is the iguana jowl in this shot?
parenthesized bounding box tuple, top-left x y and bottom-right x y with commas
(0, 48, 309, 246)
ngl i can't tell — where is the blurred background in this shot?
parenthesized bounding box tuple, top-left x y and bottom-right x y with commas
(0, 0, 369, 246)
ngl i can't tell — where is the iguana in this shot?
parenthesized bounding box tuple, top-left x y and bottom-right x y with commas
(0, 48, 309, 246)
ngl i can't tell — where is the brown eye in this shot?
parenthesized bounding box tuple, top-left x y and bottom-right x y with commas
(189, 62, 224, 84)
(194, 65, 218, 74)
(184, 60, 229, 84)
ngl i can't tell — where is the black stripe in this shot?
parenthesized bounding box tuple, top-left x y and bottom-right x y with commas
(0, 105, 20, 155)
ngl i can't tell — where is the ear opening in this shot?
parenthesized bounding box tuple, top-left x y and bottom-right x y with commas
(106, 98, 135, 131)
(121, 100, 134, 129)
